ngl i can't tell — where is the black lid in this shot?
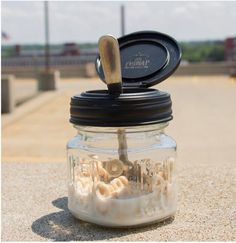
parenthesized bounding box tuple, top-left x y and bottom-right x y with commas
(95, 30, 182, 88)
(70, 31, 181, 127)
(70, 88, 172, 127)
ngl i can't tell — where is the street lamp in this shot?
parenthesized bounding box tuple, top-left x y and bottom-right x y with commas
(38, 1, 58, 91)
(44, 1, 50, 73)
(121, 5, 125, 36)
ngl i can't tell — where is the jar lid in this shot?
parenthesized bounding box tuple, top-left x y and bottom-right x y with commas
(70, 31, 181, 127)
(70, 88, 172, 127)
(95, 30, 182, 88)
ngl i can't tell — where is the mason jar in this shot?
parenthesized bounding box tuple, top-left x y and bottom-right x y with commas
(67, 88, 177, 227)
(67, 30, 181, 227)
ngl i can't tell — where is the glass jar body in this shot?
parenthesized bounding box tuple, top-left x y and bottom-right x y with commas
(67, 123, 177, 227)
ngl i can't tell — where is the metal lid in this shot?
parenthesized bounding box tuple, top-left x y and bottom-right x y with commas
(95, 30, 182, 88)
(70, 88, 172, 127)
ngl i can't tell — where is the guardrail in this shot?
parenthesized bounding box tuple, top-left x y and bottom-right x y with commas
(2, 55, 96, 66)
(1, 55, 97, 78)
(175, 61, 236, 76)
(2, 56, 236, 78)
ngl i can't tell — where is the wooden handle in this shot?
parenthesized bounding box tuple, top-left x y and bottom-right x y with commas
(98, 35, 122, 95)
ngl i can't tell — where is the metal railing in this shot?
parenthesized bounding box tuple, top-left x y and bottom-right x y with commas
(2, 55, 97, 68)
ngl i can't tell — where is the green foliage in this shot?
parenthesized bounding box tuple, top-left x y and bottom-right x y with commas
(180, 41, 225, 63)
(2, 41, 225, 62)
(1, 45, 15, 57)
(79, 43, 97, 49)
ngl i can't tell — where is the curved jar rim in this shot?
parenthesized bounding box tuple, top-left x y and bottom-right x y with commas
(70, 88, 172, 127)
(73, 122, 169, 134)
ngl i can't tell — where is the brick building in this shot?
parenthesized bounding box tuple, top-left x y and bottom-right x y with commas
(225, 37, 236, 61)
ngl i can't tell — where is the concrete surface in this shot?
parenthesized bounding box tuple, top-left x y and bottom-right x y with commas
(14, 78, 38, 105)
(1, 161, 235, 241)
(2, 76, 236, 241)
(2, 90, 62, 128)
(1, 75, 15, 113)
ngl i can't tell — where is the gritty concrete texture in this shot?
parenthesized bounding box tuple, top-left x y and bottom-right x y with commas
(13, 78, 38, 104)
(2, 90, 62, 128)
(1, 161, 236, 241)
(1, 76, 236, 241)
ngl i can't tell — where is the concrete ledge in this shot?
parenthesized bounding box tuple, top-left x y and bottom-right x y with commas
(2, 62, 236, 78)
(175, 61, 236, 76)
(2, 90, 62, 128)
(1, 74, 15, 113)
(38, 70, 60, 91)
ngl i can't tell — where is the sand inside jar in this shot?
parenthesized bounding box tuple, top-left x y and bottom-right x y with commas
(68, 157, 177, 227)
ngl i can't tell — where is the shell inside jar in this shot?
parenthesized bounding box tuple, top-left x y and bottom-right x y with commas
(68, 156, 176, 226)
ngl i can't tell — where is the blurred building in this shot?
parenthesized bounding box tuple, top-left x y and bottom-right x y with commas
(12, 43, 98, 57)
(224, 37, 236, 61)
(1, 43, 99, 78)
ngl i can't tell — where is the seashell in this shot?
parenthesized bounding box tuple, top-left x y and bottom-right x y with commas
(110, 181, 119, 191)
(158, 171, 164, 179)
(93, 192, 110, 214)
(81, 171, 90, 177)
(119, 175, 129, 185)
(104, 159, 124, 177)
(95, 176, 130, 200)
(96, 182, 112, 198)
(97, 164, 109, 180)
(152, 173, 165, 188)
(88, 154, 99, 160)
(94, 175, 130, 214)
(112, 178, 123, 188)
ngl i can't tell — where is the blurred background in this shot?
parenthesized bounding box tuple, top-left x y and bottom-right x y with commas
(2, 2, 236, 241)
(2, 1, 236, 79)
(1, 1, 236, 163)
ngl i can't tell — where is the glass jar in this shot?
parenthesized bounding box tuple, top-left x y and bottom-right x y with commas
(66, 30, 181, 227)
(67, 123, 177, 227)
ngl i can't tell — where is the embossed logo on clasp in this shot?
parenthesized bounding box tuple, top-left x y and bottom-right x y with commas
(124, 52, 150, 69)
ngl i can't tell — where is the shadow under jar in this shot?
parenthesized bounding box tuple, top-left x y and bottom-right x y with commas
(67, 88, 177, 227)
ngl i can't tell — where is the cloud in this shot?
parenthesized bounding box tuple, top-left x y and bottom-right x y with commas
(1, 1, 236, 44)
(173, 6, 188, 15)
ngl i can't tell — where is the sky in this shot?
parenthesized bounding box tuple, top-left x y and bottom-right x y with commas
(2, 1, 236, 45)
